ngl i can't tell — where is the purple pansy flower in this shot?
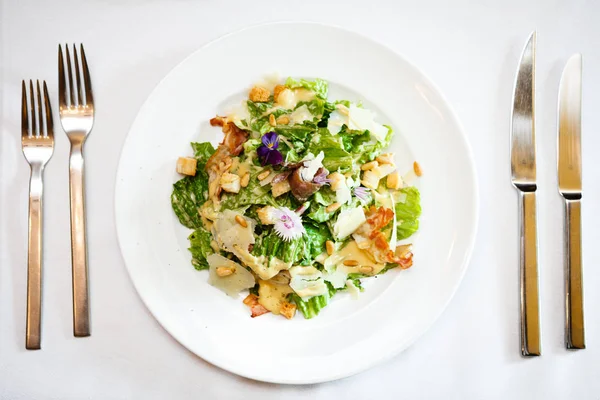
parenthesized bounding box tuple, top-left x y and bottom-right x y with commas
(257, 131, 283, 166)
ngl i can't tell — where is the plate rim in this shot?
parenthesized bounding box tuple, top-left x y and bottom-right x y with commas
(114, 21, 480, 384)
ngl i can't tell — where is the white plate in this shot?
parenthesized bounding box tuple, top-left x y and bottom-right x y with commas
(115, 22, 478, 384)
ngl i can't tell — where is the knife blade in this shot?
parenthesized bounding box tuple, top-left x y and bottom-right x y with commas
(558, 54, 585, 349)
(510, 31, 541, 356)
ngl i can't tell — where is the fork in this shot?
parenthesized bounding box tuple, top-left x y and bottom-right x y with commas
(58, 44, 94, 337)
(21, 80, 54, 350)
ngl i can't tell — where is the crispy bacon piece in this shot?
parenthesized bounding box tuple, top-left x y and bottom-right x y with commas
(355, 206, 414, 268)
(364, 206, 395, 237)
(209, 115, 249, 156)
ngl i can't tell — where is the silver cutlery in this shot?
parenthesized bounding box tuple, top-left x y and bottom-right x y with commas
(558, 54, 585, 349)
(58, 44, 94, 337)
(21, 80, 55, 349)
(510, 32, 541, 356)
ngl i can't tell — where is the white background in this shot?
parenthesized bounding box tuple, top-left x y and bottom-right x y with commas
(1, 0, 599, 398)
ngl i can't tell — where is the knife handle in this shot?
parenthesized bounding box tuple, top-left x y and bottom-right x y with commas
(565, 198, 585, 349)
(519, 190, 541, 356)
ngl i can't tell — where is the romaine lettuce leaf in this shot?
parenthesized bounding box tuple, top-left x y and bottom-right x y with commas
(395, 186, 421, 239)
(220, 170, 293, 210)
(303, 222, 332, 261)
(307, 128, 353, 171)
(247, 100, 273, 118)
(285, 77, 328, 99)
(289, 282, 337, 319)
(188, 228, 213, 270)
(295, 99, 325, 117)
(252, 229, 307, 264)
(191, 142, 216, 164)
(274, 122, 316, 142)
(171, 142, 215, 229)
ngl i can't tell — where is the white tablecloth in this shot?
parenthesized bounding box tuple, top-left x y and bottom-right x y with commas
(1, 0, 599, 398)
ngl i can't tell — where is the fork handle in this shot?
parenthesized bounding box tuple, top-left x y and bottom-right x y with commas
(519, 190, 541, 356)
(564, 198, 585, 349)
(26, 164, 44, 350)
(69, 142, 90, 337)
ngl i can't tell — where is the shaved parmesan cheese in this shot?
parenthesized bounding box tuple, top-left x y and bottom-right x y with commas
(301, 151, 324, 181)
(327, 110, 346, 135)
(289, 104, 313, 125)
(346, 279, 360, 299)
(327, 104, 388, 142)
(289, 266, 328, 299)
(207, 254, 255, 297)
(333, 206, 366, 240)
(213, 210, 255, 255)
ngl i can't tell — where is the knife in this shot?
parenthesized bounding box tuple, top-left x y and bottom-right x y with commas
(510, 31, 541, 356)
(558, 54, 585, 349)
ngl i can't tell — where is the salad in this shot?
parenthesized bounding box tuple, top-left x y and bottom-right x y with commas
(171, 77, 422, 320)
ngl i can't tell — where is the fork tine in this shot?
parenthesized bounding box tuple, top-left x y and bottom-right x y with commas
(36, 80, 43, 136)
(65, 44, 75, 106)
(22, 80, 29, 138)
(29, 80, 37, 137)
(73, 44, 83, 106)
(43, 81, 54, 139)
(58, 45, 66, 108)
(80, 44, 93, 106)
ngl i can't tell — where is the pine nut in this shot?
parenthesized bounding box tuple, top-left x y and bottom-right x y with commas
(376, 153, 394, 165)
(276, 115, 290, 125)
(413, 161, 422, 177)
(257, 170, 271, 181)
(235, 215, 248, 228)
(269, 114, 276, 126)
(359, 266, 374, 274)
(216, 266, 235, 277)
(361, 160, 378, 171)
(326, 240, 335, 256)
(240, 172, 250, 187)
(326, 202, 341, 213)
(343, 259, 359, 267)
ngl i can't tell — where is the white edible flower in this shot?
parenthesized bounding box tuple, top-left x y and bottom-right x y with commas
(273, 207, 306, 242)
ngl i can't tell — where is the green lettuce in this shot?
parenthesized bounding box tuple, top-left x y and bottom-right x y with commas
(274, 122, 315, 142)
(295, 99, 325, 117)
(307, 129, 353, 171)
(191, 142, 216, 163)
(188, 228, 213, 270)
(290, 282, 337, 319)
(252, 229, 308, 264)
(221, 170, 293, 210)
(395, 186, 422, 239)
(170, 142, 215, 229)
(285, 77, 328, 99)
(303, 223, 332, 261)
